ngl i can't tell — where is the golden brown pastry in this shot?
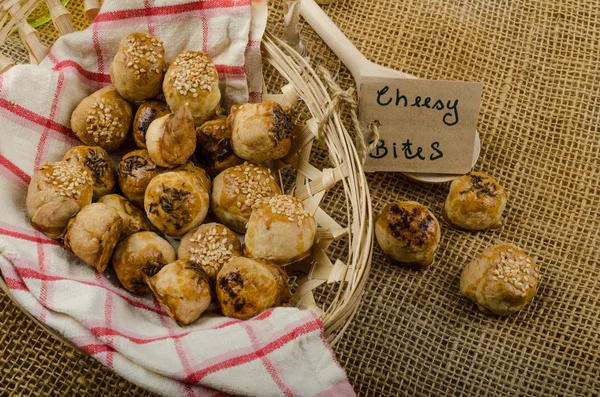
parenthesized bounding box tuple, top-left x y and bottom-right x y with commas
(145, 258, 212, 326)
(26, 161, 93, 240)
(171, 162, 211, 194)
(146, 105, 196, 168)
(110, 32, 167, 102)
(178, 223, 242, 281)
(144, 171, 209, 236)
(112, 231, 175, 294)
(194, 118, 243, 177)
(228, 101, 292, 163)
(62, 145, 117, 200)
(63, 203, 122, 272)
(216, 257, 291, 320)
(97, 194, 158, 237)
(443, 171, 507, 230)
(163, 50, 221, 123)
(117, 150, 163, 208)
(132, 100, 171, 149)
(460, 244, 540, 316)
(245, 195, 317, 265)
(211, 163, 281, 233)
(375, 201, 441, 269)
(70, 86, 132, 152)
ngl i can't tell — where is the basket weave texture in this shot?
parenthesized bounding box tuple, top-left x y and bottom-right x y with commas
(2, 0, 600, 396)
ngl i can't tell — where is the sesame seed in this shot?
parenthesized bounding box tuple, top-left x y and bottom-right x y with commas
(40, 161, 92, 200)
(167, 50, 217, 97)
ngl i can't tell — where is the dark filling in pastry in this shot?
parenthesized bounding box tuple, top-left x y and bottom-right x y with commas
(387, 204, 434, 248)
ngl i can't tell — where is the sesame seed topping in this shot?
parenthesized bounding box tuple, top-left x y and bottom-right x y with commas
(259, 194, 310, 223)
(85, 98, 125, 144)
(489, 247, 540, 295)
(187, 225, 240, 273)
(123, 33, 165, 76)
(226, 163, 279, 211)
(167, 50, 217, 97)
(40, 161, 93, 200)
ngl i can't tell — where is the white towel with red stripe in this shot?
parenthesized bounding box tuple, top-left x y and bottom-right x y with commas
(0, 1, 355, 396)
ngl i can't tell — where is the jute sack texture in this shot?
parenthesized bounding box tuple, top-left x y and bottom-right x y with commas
(1, 0, 599, 396)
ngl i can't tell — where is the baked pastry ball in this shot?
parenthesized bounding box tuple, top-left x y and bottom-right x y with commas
(26, 161, 93, 240)
(228, 101, 292, 163)
(97, 194, 158, 237)
(110, 32, 167, 102)
(63, 203, 122, 272)
(163, 50, 221, 123)
(217, 257, 291, 320)
(460, 244, 540, 316)
(443, 171, 507, 230)
(171, 162, 211, 194)
(375, 201, 441, 269)
(245, 195, 317, 265)
(211, 163, 281, 233)
(132, 100, 171, 149)
(145, 258, 212, 326)
(144, 171, 209, 236)
(62, 145, 117, 200)
(117, 150, 163, 208)
(146, 104, 196, 167)
(112, 231, 176, 295)
(70, 86, 132, 152)
(194, 118, 243, 177)
(178, 223, 242, 281)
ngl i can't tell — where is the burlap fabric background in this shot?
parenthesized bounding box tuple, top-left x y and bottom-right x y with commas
(2, 0, 599, 395)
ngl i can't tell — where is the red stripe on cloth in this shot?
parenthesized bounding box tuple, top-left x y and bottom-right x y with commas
(81, 343, 116, 355)
(0, 227, 60, 246)
(14, 266, 167, 315)
(185, 319, 322, 383)
(89, 326, 193, 344)
(144, 0, 156, 36)
(241, 322, 294, 396)
(34, 72, 65, 170)
(0, 98, 73, 137)
(100, 273, 115, 369)
(154, 295, 195, 380)
(0, 154, 31, 185)
(4, 277, 28, 291)
(53, 60, 111, 83)
(92, 24, 105, 75)
(214, 65, 245, 75)
(201, 5, 208, 53)
(94, 0, 250, 23)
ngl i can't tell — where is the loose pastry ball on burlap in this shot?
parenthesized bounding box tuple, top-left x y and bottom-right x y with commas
(228, 101, 293, 163)
(460, 244, 540, 316)
(443, 171, 507, 230)
(375, 201, 441, 269)
(110, 32, 167, 102)
(211, 163, 282, 233)
(144, 171, 210, 236)
(26, 161, 93, 240)
(163, 50, 221, 123)
(70, 86, 132, 152)
(216, 257, 291, 320)
(145, 258, 212, 326)
(62, 146, 117, 200)
(97, 194, 158, 238)
(146, 104, 196, 168)
(245, 195, 317, 265)
(118, 149, 163, 208)
(171, 162, 211, 194)
(178, 223, 242, 282)
(132, 100, 171, 149)
(63, 203, 122, 273)
(194, 117, 243, 177)
(112, 231, 175, 295)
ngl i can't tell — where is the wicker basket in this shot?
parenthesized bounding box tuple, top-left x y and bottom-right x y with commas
(0, 3, 373, 348)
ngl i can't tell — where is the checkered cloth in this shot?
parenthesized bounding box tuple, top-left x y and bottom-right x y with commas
(0, 1, 354, 396)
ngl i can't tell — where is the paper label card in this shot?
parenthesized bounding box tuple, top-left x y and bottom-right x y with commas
(359, 77, 482, 174)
